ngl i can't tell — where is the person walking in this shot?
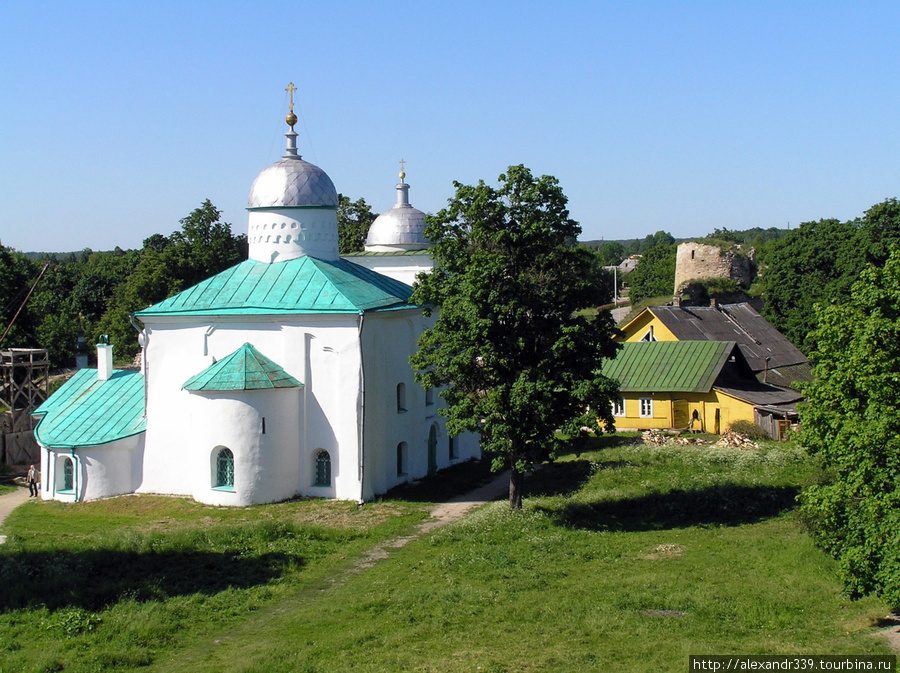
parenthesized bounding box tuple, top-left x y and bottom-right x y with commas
(26, 464, 39, 497)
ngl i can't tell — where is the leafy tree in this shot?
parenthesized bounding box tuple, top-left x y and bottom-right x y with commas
(337, 194, 375, 254)
(798, 245, 900, 607)
(859, 198, 900, 265)
(626, 243, 676, 305)
(594, 241, 625, 267)
(410, 165, 621, 510)
(0, 243, 41, 348)
(761, 219, 865, 352)
(165, 199, 246, 289)
(624, 230, 675, 256)
(29, 263, 80, 367)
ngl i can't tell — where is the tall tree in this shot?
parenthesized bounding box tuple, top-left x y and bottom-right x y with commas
(626, 243, 676, 305)
(337, 194, 375, 254)
(410, 165, 621, 510)
(799, 245, 900, 607)
(0, 243, 40, 348)
(166, 199, 247, 288)
(761, 218, 862, 351)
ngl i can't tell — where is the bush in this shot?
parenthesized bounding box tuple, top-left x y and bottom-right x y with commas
(727, 420, 769, 441)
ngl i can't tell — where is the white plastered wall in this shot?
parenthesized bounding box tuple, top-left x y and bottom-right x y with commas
(360, 309, 480, 500)
(39, 435, 143, 503)
(186, 389, 301, 506)
(344, 254, 433, 286)
(138, 313, 363, 503)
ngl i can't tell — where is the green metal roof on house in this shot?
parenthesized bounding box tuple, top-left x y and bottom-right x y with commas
(135, 256, 415, 317)
(602, 341, 736, 393)
(33, 369, 146, 449)
(183, 343, 303, 392)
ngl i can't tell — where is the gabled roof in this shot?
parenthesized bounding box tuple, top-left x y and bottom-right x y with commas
(33, 369, 146, 449)
(602, 341, 737, 393)
(136, 256, 415, 317)
(183, 343, 302, 392)
(621, 303, 809, 374)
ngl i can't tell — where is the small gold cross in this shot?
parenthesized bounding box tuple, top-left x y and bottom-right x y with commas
(285, 82, 297, 112)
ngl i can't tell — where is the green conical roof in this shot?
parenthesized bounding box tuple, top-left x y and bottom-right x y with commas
(183, 343, 302, 392)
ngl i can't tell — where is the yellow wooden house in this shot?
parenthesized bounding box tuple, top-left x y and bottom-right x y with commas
(601, 340, 802, 435)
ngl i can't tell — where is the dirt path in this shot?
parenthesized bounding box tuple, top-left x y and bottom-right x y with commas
(349, 470, 510, 573)
(0, 486, 31, 544)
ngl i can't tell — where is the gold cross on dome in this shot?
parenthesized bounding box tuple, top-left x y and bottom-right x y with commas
(285, 82, 297, 112)
(399, 158, 406, 180)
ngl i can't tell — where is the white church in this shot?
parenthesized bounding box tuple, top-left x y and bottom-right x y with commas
(32, 96, 479, 506)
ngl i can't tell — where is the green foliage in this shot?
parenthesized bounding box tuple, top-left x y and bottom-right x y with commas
(679, 277, 744, 306)
(336, 194, 375, 254)
(411, 165, 621, 508)
(798, 246, 900, 607)
(0, 243, 42, 348)
(592, 240, 625, 266)
(760, 218, 862, 351)
(761, 199, 900, 352)
(626, 243, 676, 305)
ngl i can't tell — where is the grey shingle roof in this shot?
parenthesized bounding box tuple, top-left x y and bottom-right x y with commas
(645, 303, 810, 380)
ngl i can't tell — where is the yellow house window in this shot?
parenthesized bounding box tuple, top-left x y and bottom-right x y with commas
(613, 398, 626, 416)
(639, 398, 653, 417)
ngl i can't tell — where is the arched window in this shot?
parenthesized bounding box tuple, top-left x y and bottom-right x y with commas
(425, 386, 434, 406)
(63, 457, 74, 492)
(215, 448, 234, 489)
(314, 450, 331, 486)
(397, 383, 407, 412)
(397, 442, 407, 476)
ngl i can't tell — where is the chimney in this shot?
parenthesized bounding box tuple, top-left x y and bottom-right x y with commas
(97, 335, 113, 381)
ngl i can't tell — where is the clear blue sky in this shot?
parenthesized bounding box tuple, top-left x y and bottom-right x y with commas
(2, 1, 898, 252)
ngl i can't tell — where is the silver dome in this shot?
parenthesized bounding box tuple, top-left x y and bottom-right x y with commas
(248, 157, 338, 209)
(366, 205, 428, 247)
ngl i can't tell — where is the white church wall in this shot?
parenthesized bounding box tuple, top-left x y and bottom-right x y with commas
(345, 254, 433, 286)
(40, 435, 143, 503)
(359, 309, 480, 499)
(186, 389, 301, 506)
(139, 313, 364, 502)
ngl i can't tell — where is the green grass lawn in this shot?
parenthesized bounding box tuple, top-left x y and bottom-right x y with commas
(0, 437, 894, 672)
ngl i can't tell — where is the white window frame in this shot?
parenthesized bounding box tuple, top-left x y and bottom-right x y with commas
(613, 398, 626, 417)
(639, 397, 653, 418)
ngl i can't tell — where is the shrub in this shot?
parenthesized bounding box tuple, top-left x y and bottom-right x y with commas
(727, 420, 769, 441)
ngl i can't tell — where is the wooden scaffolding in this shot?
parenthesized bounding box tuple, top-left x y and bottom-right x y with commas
(0, 348, 49, 463)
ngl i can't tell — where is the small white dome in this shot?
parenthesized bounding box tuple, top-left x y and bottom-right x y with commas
(365, 181, 429, 251)
(248, 157, 338, 209)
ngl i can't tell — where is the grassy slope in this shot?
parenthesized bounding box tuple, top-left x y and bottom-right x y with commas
(0, 438, 893, 672)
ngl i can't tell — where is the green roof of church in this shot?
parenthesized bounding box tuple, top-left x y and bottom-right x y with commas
(33, 369, 146, 449)
(183, 343, 302, 391)
(602, 341, 736, 393)
(136, 256, 415, 317)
